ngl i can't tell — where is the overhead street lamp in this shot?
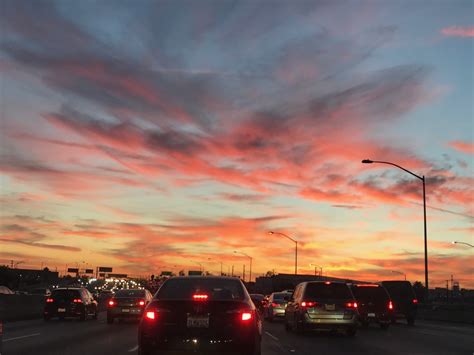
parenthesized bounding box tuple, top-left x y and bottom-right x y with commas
(208, 258, 224, 275)
(362, 159, 429, 300)
(309, 263, 323, 277)
(234, 251, 252, 282)
(268, 231, 298, 275)
(390, 270, 407, 281)
(452, 241, 474, 248)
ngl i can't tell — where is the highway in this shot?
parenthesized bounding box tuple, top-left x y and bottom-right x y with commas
(2, 314, 473, 355)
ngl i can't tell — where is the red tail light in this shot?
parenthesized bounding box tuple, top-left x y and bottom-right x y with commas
(271, 302, 278, 307)
(412, 299, 418, 304)
(241, 312, 253, 321)
(138, 300, 145, 306)
(46, 298, 54, 303)
(73, 298, 82, 303)
(108, 300, 115, 307)
(145, 311, 155, 320)
(388, 301, 394, 310)
(346, 302, 358, 308)
(192, 294, 208, 301)
(325, 281, 331, 285)
(301, 301, 317, 308)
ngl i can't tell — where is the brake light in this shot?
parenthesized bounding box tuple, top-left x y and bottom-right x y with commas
(73, 298, 82, 303)
(388, 301, 394, 310)
(145, 311, 155, 320)
(108, 300, 115, 307)
(46, 298, 54, 303)
(356, 284, 379, 287)
(325, 281, 331, 285)
(346, 302, 358, 308)
(138, 300, 145, 306)
(412, 299, 418, 304)
(301, 301, 317, 308)
(192, 294, 208, 301)
(241, 312, 252, 321)
(271, 302, 278, 307)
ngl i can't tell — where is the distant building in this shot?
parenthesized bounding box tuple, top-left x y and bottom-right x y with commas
(0, 267, 59, 290)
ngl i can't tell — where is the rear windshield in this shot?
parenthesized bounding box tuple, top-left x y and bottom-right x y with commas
(52, 290, 81, 300)
(351, 286, 389, 302)
(250, 294, 264, 301)
(381, 281, 415, 300)
(114, 289, 145, 298)
(156, 278, 245, 301)
(304, 283, 352, 299)
(272, 293, 287, 300)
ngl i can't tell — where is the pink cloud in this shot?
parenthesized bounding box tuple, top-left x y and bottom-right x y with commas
(449, 140, 474, 154)
(441, 26, 474, 38)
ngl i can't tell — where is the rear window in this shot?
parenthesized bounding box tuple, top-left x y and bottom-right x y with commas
(250, 294, 264, 301)
(114, 289, 145, 298)
(304, 283, 352, 299)
(156, 278, 245, 301)
(351, 286, 389, 302)
(272, 293, 287, 300)
(52, 289, 81, 300)
(381, 281, 415, 300)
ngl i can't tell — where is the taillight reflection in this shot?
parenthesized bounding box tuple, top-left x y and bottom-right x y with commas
(73, 298, 82, 303)
(46, 298, 54, 303)
(412, 299, 418, 304)
(145, 311, 156, 320)
(108, 300, 115, 307)
(388, 301, 394, 310)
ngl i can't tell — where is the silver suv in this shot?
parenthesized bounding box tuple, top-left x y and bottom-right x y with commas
(284, 281, 359, 336)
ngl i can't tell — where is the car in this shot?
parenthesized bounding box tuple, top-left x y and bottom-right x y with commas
(249, 293, 265, 314)
(43, 287, 98, 321)
(285, 281, 358, 336)
(107, 288, 153, 323)
(29, 288, 52, 297)
(138, 276, 262, 355)
(381, 280, 418, 325)
(0, 286, 15, 295)
(263, 292, 289, 322)
(350, 284, 393, 329)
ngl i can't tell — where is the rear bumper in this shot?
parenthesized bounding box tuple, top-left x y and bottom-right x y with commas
(108, 307, 143, 318)
(44, 307, 84, 318)
(359, 312, 391, 323)
(271, 308, 285, 317)
(303, 313, 357, 329)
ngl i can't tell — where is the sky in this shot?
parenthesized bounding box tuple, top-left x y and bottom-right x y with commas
(0, 0, 472, 287)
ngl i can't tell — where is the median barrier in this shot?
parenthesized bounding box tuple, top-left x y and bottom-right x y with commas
(0, 294, 45, 322)
(417, 303, 474, 324)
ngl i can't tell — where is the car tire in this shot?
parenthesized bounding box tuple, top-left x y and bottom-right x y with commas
(407, 317, 415, 326)
(294, 316, 305, 334)
(138, 344, 154, 355)
(79, 311, 86, 321)
(380, 323, 390, 330)
(93, 311, 98, 320)
(43, 314, 51, 321)
(346, 327, 357, 337)
(107, 315, 114, 324)
(284, 319, 291, 332)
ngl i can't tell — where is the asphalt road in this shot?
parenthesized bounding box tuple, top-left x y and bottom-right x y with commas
(2, 313, 473, 355)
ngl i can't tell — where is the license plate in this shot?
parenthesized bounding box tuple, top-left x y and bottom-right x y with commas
(325, 304, 335, 311)
(57, 308, 66, 313)
(122, 308, 130, 313)
(187, 315, 209, 328)
(368, 313, 376, 317)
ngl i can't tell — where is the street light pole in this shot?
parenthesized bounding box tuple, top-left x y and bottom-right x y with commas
(452, 241, 474, 248)
(310, 264, 322, 277)
(390, 270, 407, 281)
(268, 231, 298, 275)
(362, 159, 429, 300)
(234, 251, 253, 282)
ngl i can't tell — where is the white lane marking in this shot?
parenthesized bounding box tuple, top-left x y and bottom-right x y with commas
(264, 331, 279, 341)
(128, 345, 139, 352)
(3, 333, 41, 342)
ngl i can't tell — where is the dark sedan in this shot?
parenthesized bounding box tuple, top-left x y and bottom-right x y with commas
(138, 276, 262, 355)
(107, 289, 153, 323)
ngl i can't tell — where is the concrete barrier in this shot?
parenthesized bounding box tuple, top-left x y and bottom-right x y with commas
(0, 294, 45, 322)
(417, 304, 474, 324)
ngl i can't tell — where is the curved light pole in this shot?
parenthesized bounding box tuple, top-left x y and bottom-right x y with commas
(362, 159, 428, 300)
(268, 231, 298, 275)
(234, 251, 252, 282)
(452, 241, 474, 248)
(309, 263, 323, 276)
(207, 258, 224, 275)
(390, 270, 407, 281)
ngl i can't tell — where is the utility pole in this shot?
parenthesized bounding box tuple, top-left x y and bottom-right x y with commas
(243, 264, 246, 282)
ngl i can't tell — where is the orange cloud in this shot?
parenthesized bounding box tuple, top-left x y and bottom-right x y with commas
(449, 141, 474, 154)
(441, 26, 474, 38)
